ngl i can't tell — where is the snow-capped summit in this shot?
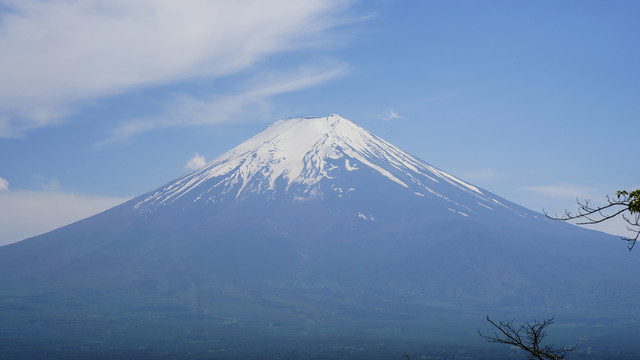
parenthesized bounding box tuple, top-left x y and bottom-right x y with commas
(133, 114, 527, 219)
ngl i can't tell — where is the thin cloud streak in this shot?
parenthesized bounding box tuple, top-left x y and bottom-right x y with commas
(521, 183, 600, 200)
(97, 65, 348, 145)
(0, 0, 349, 137)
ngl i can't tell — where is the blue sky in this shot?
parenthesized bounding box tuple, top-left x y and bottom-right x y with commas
(0, 0, 638, 245)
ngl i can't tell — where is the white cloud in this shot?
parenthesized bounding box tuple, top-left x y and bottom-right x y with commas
(97, 64, 347, 145)
(382, 110, 403, 121)
(0, 0, 349, 137)
(185, 153, 207, 171)
(0, 190, 129, 246)
(0, 177, 8, 191)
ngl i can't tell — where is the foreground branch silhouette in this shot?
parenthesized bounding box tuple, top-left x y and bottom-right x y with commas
(479, 316, 575, 360)
(546, 190, 640, 251)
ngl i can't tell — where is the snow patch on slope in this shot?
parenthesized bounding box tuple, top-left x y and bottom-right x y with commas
(357, 212, 375, 221)
(345, 159, 358, 171)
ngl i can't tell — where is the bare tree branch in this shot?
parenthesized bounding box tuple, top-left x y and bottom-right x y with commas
(479, 316, 575, 360)
(545, 190, 640, 251)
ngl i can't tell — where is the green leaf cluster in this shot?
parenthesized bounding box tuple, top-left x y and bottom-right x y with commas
(616, 189, 640, 214)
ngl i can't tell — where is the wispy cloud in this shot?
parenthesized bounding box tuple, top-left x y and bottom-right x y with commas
(0, 190, 128, 246)
(97, 64, 347, 145)
(520, 183, 600, 200)
(185, 153, 207, 171)
(41, 178, 62, 191)
(0, 177, 8, 191)
(0, 0, 350, 137)
(382, 110, 403, 121)
(32, 174, 62, 191)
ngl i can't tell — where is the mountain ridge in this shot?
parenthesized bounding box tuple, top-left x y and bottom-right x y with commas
(131, 114, 533, 223)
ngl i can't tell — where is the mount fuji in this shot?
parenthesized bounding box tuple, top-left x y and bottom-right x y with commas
(1, 115, 639, 359)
